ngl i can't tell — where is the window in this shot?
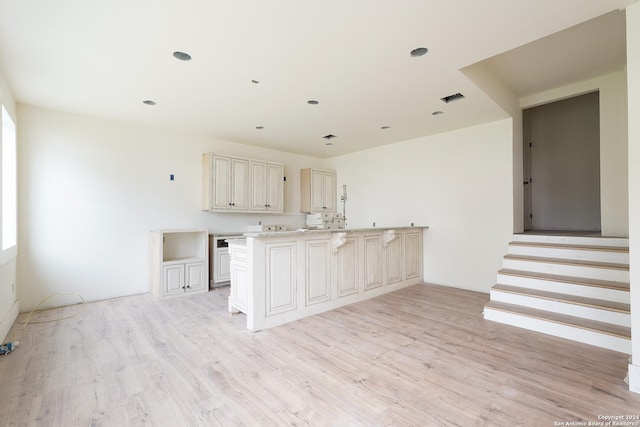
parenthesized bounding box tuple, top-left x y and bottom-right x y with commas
(1, 105, 17, 263)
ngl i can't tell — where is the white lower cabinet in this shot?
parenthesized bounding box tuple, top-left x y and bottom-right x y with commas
(229, 242, 248, 313)
(163, 261, 206, 297)
(211, 234, 241, 287)
(228, 227, 425, 331)
(150, 229, 209, 300)
(215, 250, 231, 282)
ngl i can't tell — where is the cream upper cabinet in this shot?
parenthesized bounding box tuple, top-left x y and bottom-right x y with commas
(202, 153, 283, 213)
(300, 168, 337, 213)
(251, 160, 283, 213)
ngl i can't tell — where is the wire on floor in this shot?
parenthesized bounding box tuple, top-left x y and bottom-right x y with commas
(1, 293, 85, 353)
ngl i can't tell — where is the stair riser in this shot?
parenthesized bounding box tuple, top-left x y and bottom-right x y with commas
(483, 308, 631, 354)
(502, 259, 629, 282)
(507, 246, 629, 264)
(496, 274, 629, 303)
(489, 290, 630, 327)
(512, 235, 629, 247)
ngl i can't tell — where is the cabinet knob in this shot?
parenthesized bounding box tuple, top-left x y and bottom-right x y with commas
(186, 285, 191, 289)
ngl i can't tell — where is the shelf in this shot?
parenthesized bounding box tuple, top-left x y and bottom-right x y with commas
(162, 231, 207, 262)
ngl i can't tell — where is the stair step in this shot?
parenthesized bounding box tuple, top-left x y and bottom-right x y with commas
(487, 234, 632, 353)
(502, 255, 629, 282)
(512, 234, 629, 247)
(491, 284, 630, 314)
(498, 269, 629, 291)
(484, 301, 631, 339)
(503, 254, 628, 270)
(509, 241, 629, 253)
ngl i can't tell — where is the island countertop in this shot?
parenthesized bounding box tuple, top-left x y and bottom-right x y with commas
(241, 225, 428, 238)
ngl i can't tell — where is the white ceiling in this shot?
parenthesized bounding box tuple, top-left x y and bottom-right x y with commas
(0, 1, 634, 158)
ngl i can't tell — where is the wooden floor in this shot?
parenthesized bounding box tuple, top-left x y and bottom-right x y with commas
(1, 284, 639, 426)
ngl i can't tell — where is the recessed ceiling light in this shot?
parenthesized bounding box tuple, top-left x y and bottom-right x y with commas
(143, 100, 156, 106)
(251, 80, 260, 84)
(256, 126, 264, 130)
(173, 51, 192, 61)
(307, 100, 319, 105)
(410, 47, 429, 57)
(381, 126, 391, 130)
(432, 111, 444, 115)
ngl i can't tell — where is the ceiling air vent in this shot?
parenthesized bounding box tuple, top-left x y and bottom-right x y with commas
(440, 93, 465, 103)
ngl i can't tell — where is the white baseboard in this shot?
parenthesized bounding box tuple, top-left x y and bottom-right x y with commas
(628, 363, 640, 394)
(0, 299, 19, 343)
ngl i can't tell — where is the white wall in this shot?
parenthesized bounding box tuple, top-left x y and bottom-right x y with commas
(0, 72, 18, 343)
(626, 1, 640, 394)
(326, 119, 514, 293)
(462, 62, 523, 234)
(17, 105, 325, 310)
(521, 70, 629, 237)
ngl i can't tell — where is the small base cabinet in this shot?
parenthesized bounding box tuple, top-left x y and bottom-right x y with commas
(150, 228, 209, 300)
(210, 234, 242, 288)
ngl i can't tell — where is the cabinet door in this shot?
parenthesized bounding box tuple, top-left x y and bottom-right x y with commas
(305, 239, 331, 306)
(230, 257, 248, 312)
(310, 169, 326, 212)
(164, 264, 185, 296)
(266, 163, 283, 212)
(364, 235, 383, 290)
(322, 171, 337, 212)
(337, 236, 359, 297)
(251, 161, 283, 212)
(212, 156, 232, 209)
(185, 262, 205, 292)
(385, 235, 403, 285)
(231, 158, 251, 210)
(265, 241, 297, 316)
(251, 161, 268, 210)
(214, 249, 231, 282)
(404, 231, 421, 280)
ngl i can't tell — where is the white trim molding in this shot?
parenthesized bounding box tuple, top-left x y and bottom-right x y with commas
(0, 299, 18, 343)
(628, 363, 640, 394)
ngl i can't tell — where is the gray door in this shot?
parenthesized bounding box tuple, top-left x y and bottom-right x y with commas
(525, 91, 601, 232)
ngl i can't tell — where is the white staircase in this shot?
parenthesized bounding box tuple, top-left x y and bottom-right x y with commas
(483, 234, 631, 354)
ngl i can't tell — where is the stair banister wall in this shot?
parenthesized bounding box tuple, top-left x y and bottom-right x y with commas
(626, 1, 640, 395)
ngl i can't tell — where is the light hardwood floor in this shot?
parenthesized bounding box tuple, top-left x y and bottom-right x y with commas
(1, 284, 639, 426)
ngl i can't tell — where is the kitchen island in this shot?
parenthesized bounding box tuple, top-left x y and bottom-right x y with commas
(228, 226, 427, 331)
